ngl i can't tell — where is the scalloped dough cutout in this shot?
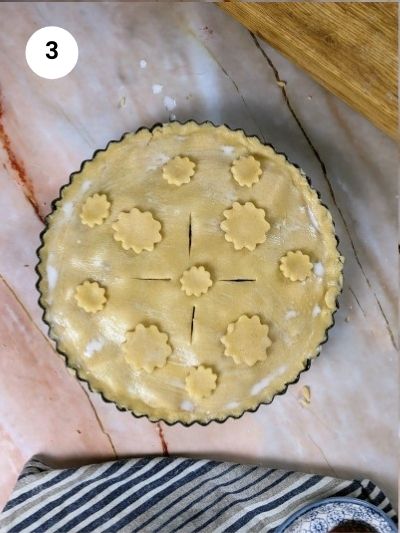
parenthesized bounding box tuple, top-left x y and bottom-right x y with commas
(185, 365, 217, 400)
(180, 266, 212, 297)
(220, 202, 270, 251)
(123, 324, 172, 373)
(221, 315, 272, 367)
(231, 155, 262, 187)
(75, 281, 107, 313)
(162, 156, 196, 186)
(80, 193, 111, 227)
(112, 208, 162, 253)
(280, 251, 313, 281)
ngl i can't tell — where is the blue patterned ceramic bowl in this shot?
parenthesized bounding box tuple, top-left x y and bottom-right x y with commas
(276, 497, 397, 533)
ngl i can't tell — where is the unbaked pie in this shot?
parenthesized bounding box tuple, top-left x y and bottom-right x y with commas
(37, 122, 343, 425)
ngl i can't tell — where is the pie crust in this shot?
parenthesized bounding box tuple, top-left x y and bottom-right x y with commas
(36, 122, 343, 425)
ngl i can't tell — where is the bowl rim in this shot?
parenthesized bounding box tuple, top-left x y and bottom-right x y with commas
(35, 119, 344, 427)
(275, 496, 397, 533)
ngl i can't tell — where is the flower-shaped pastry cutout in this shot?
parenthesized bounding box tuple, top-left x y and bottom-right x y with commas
(221, 202, 270, 251)
(180, 266, 213, 297)
(75, 281, 107, 313)
(162, 156, 196, 186)
(122, 324, 172, 373)
(112, 208, 162, 253)
(280, 250, 313, 281)
(80, 193, 111, 227)
(221, 315, 272, 367)
(185, 365, 217, 400)
(231, 155, 262, 187)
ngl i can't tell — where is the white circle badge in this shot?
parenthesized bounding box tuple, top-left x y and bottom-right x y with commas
(26, 26, 78, 79)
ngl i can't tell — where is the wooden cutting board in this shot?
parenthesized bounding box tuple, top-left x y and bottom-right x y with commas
(219, 2, 398, 139)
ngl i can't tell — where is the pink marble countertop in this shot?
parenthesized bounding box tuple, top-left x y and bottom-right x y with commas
(0, 2, 397, 510)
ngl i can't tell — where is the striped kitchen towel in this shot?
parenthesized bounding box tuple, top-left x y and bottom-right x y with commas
(0, 457, 397, 532)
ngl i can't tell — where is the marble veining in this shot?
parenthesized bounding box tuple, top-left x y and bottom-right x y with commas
(0, 2, 397, 510)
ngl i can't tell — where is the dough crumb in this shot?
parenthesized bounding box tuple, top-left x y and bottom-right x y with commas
(299, 385, 311, 406)
(119, 96, 126, 108)
(345, 316, 351, 323)
(277, 80, 286, 88)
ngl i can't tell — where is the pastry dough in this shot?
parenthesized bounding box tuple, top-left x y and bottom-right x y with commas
(123, 324, 172, 373)
(280, 250, 313, 282)
(185, 366, 217, 400)
(230, 155, 262, 187)
(162, 156, 196, 186)
(180, 266, 213, 297)
(74, 281, 107, 313)
(80, 193, 110, 227)
(325, 287, 338, 310)
(221, 315, 272, 367)
(112, 208, 162, 253)
(37, 122, 343, 425)
(221, 202, 270, 251)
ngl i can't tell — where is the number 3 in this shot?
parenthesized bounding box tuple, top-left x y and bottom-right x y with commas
(46, 41, 58, 59)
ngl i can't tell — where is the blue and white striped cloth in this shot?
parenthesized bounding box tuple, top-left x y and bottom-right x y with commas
(0, 457, 397, 532)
